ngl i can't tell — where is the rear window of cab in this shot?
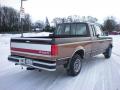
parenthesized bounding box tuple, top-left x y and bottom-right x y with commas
(55, 23, 90, 37)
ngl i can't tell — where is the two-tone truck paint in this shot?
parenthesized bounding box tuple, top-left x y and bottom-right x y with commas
(8, 22, 112, 76)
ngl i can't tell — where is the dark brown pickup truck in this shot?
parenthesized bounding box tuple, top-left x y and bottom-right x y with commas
(8, 22, 113, 76)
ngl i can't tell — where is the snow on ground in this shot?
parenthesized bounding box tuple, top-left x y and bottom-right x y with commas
(0, 34, 120, 90)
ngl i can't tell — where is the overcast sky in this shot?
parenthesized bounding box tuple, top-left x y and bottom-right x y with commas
(1, 0, 120, 23)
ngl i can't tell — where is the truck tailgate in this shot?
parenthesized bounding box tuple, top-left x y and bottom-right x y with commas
(10, 37, 54, 60)
(8, 37, 58, 71)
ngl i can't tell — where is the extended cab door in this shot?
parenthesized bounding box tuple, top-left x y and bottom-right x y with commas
(94, 25, 110, 53)
(90, 24, 104, 56)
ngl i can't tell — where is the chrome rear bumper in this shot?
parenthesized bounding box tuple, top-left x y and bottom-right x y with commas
(8, 55, 56, 71)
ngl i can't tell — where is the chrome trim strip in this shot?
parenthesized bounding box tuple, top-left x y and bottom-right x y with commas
(21, 64, 56, 71)
(8, 56, 25, 60)
(27, 65, 56, 71)
(12, 38, 52, 41)
(57, 57, 70, 60)
(58, 39, 111, 46)
(33, 61, 56, 66)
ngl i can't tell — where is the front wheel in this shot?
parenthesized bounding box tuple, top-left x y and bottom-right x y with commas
(103, 47, 112, 59)
(67, 54, 82, 76)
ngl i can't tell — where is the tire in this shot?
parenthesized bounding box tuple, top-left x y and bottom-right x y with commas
(103, 47, 112, 59)
(67, 54, 82, 76)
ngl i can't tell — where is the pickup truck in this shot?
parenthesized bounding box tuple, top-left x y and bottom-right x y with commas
(8, 22, 113, 76)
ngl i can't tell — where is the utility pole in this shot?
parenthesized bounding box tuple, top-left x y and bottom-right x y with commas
(20, 0, 27, 37)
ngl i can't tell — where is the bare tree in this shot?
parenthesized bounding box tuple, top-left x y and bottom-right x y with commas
(52, 15, 98, 27)
(67, 15, 81, 22)
(103, 17, 117, 32)
(0, 6, 32, 33)
(33, 20, 44, 31)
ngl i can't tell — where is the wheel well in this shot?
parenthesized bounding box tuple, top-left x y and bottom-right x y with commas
(74, 50, 84, 59)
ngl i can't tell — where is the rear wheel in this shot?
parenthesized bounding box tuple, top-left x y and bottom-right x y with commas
(103, 47, 112, 59)
(67, 54, 82, 76)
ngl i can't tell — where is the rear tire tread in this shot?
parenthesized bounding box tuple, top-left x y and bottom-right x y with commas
(67, 54, 82, 76)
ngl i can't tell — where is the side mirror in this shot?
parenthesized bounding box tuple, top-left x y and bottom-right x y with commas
(96, 34, 100, 38)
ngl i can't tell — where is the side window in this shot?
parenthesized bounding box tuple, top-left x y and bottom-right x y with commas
(90, 25, 96, 36)
(64, 24, 70, 35)
(90, 25, 95, 36)
(94, 25, 103, 36)
(76, 24, 88, 36)
(71, 24, 76, 35)
(57, 24, 64, 35)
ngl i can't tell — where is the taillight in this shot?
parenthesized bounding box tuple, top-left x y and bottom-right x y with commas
(51, 44, 58, 56)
